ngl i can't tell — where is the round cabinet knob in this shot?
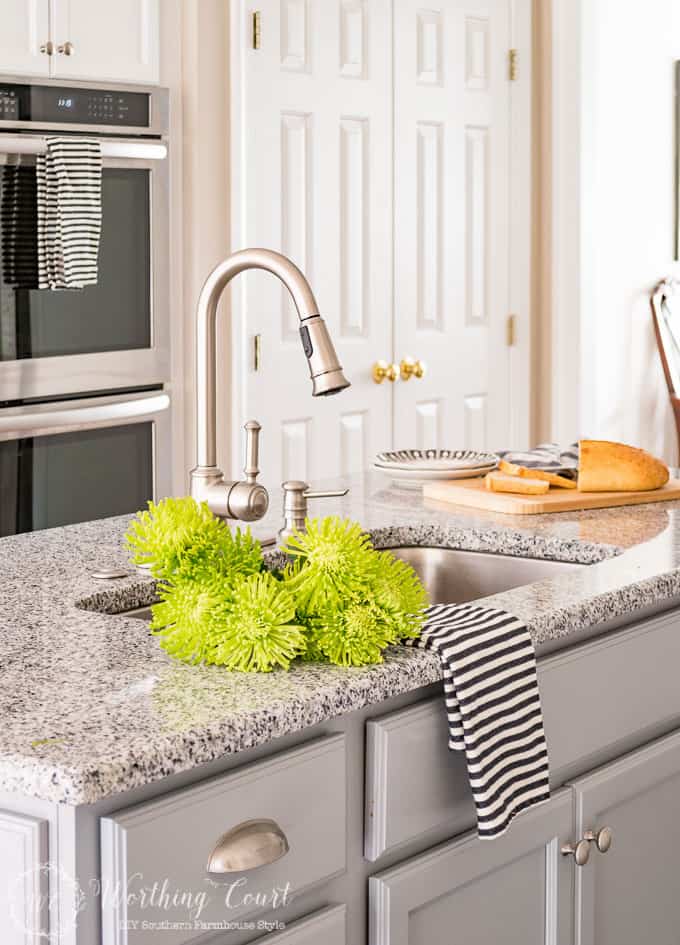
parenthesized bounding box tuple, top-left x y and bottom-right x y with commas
(585, 826, 613, 854)
(400, 357, 426, 381)
(57, 41, 74, 55)
(561, 838, 591, 867)
(40, 41, 54, 55)
(372, 360, 398, 384)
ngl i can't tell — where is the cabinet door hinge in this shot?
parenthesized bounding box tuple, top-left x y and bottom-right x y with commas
(508, 48, 518, 81)
(253, 333, 262, 371)
(506, 314, 517, 347)
(252, 11, 261, 50)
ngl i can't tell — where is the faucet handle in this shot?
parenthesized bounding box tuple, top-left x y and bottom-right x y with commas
(243, 420, 261, 484)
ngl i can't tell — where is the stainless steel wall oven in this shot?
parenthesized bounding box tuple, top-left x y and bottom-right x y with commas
(0, 77, 170, 536)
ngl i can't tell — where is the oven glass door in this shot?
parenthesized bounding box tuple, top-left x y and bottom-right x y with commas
(0, 139, 168, 400)
(0, 390, 170, 536)
(0, 166, 150, 358)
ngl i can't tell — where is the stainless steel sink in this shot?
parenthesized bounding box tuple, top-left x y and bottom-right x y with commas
(119, 547, 582, 621)
(389, 546, 582, 605)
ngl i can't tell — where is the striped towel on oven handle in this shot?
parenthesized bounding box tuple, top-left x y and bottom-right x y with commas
(405, 602, 550, 838)
(36, 136, 102, 290)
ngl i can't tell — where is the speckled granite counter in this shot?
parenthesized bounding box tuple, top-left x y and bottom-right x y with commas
(3, 472, 680, 805)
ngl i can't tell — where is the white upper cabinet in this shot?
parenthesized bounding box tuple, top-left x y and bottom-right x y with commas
(0, 0, 50, 76)
(0, 0, 159, 84)
(52, 0, 159, 83)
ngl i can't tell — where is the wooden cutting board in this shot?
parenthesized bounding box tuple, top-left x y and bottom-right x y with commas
(422, 476, 680, 515)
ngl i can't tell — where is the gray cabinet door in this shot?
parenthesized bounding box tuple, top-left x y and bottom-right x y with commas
(369, 789, 574, 945)
(249, 905, 346, 944)
(0, 809, 49, 945)
(570, 729, 680, 945)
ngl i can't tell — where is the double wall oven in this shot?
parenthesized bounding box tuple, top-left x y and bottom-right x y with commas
(0, 78, 170, 536)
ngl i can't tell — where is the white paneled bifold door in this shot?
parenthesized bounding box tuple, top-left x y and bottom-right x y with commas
(231, 0, 530, 489)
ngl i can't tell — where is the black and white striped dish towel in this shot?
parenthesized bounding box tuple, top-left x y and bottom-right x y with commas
(37, 136, 102, 290)
(406, 602, 550, 838)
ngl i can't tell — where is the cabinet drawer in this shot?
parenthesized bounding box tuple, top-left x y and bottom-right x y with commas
(365, 610, 680, 859)
(101, 735, 346, 945)
(250, 904, 346, 944)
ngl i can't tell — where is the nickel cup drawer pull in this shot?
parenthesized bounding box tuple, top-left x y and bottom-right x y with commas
(206, 818, 290, 873)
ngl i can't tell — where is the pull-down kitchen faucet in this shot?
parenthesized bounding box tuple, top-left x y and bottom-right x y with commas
(190, 248, 350, 522)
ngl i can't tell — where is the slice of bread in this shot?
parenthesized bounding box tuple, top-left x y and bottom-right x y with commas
(498, 459, 577, 489)
(485, 472, 550, 495)
(577, 440, 669, 492)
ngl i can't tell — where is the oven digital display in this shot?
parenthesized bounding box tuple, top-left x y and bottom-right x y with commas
(0, 83, 149, 127)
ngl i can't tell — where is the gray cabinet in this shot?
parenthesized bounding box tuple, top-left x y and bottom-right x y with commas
(0, 810, 49, 945)
(570, 729, 680, 945)
(365, 609, 680, 860)
(250, 905, 346, 944)
(101, 735, 346, 945)
(369, 790, 574, 945)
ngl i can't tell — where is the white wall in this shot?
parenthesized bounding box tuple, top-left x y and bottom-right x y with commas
(554, 0, 680, 461)
(160, 0, 231, 493)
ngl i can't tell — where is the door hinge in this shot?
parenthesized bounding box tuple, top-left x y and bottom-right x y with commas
(253, 333, 262, 371)
(252, 11, 261, 50)
(506, 314, 517, 347)
(508, 48, 518, 81)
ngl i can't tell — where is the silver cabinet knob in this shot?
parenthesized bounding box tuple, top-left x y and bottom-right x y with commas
(561, 838, 591, 867)
(584, 826, 613, 854)
(40, 41, 54, 55)
(207, 818, 289, 873)
(57, 41, 74, 55)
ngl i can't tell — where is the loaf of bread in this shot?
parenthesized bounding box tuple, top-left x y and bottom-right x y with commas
(577, 440, 669, 492)
(485, 472, 550, 495)
(498, 459, 576, 489)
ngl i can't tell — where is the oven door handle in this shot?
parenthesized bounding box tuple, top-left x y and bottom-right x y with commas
(0, 135, 167, 161)
(0, 391, 170, 440)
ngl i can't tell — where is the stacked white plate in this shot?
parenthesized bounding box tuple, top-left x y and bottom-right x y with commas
(373, 449, 499, 488)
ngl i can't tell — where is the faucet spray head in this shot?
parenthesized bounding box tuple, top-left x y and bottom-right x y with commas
(299, 316, 351, 396)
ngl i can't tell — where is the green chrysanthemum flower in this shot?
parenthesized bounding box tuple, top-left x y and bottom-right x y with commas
(126, 496, 262, 581)
(372, 551, 429, 639)
(314, 600, 397, 667)
(151, 576, 232, 664)
(208, 572, 307, 672)
(282, 516, 376, 611)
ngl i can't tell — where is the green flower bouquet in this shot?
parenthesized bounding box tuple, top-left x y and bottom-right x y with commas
(126, 498, 428, 672)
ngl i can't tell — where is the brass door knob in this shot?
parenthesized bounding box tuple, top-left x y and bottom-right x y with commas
(561, 838, 591, 867)
(584, 826, 613, 854)
(40, 41, 54, 55)
(400, 357, 426, 381)
(372, 360, 398, 384)
(57, 41, 74, 55)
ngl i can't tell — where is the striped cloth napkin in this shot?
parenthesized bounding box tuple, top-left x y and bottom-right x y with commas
(36, 136, 102, 290)
(406, 602, 550, 838)
(496, 442, 579, 479)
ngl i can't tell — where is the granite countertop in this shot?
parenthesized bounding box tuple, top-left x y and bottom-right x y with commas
(3, 472, 680, 805)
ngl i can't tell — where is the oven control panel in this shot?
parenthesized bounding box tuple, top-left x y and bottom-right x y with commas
(0, 87, 19, 121)
(0, 83, 149, 127)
